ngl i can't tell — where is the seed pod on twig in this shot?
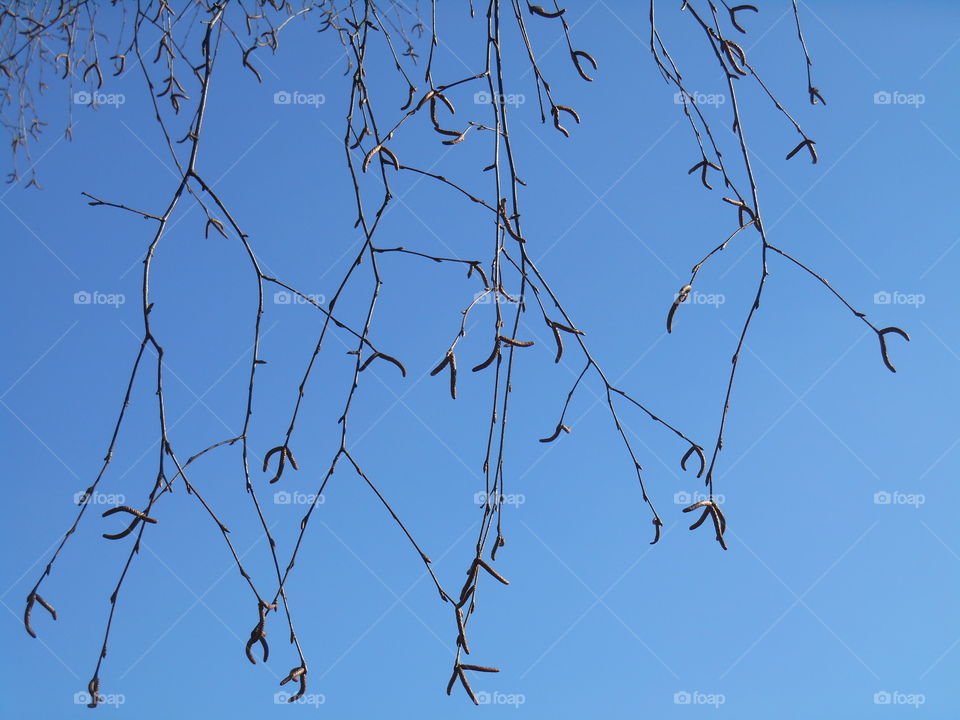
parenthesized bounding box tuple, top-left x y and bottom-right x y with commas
(709, 506, 728, 549)
(497, 335, 534, 348)
(86, 678, 100, 708)
(24, 592, 57, 638)
(551, 104, 580, 137)
(242, 45, 262, 82)
(362, 144, 399, 173)
(723, 40, 749, 76)
(263, 445, 299, 484)
(455, 606, 470, 654)
(101, 505, 158, 540)
(457, 666, 479, 705)
(279, 666, 307, 702)
(359, 352, 407, 377)
(722, 197, 756, 228)
(467, 262, 490, 288)
(413, 89, 436, 112)
(83, 61, 103, 88)
(571, 50, 598, 81)
(431, 352, 457, 399)
(472, 342, 500, 373)
(682, 500, 728, 549)
(551, 320, 584, 336)
(498, 199, 526, 243)
(688, 506, 711, 530)
(442, 128, 470, 146)
(245, 604, 270, 664)
(728, 4, 759, 33)
(204, 217, 227, 239)
(539, 423, 571, 443)
(681, 445, 706, 478)
(433, 125, 462, 138)
(667, 284, 692, 333)
(491, 534, 506, 560)
(527, 3, 565, 18)
(399, 84, 416, 111)
(55, 53, 69, 79)
(437, 92, 456, 115)
(349, 126, 369, 149)
(688, 158, 722, 190)
(712, 503, 727, 535)
(477, 558, 509, 585)
(786, 138, 818, 164)
(651, 516, 663, 545)
(878, 326, 910, 373)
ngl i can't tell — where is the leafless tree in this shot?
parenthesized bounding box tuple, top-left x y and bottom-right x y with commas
(3, 0, 908, 707)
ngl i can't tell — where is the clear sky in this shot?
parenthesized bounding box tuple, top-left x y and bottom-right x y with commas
(2, 1, 959, 718)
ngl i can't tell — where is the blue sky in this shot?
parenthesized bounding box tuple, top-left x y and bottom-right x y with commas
(2, 1, 959, 717)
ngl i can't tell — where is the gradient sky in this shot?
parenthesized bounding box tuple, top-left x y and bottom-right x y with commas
(2, 1, 959, 718)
